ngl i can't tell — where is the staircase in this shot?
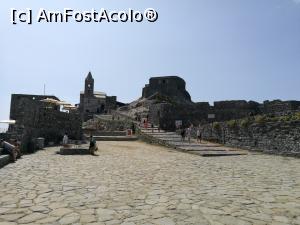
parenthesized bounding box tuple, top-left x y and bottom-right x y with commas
(139, 126, 248, 157)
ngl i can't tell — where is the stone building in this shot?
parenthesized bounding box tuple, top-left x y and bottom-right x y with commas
(142, 76, 191, 103)
(79, 72, 117, 121)
(9, 94, 82, 152)
(10, 94, 60, 123)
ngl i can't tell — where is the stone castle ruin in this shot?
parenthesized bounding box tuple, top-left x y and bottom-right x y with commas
(120, 76, 300, 130)
(142, 76, 192, 103)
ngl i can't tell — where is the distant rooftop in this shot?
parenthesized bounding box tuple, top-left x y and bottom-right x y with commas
(150, 76, 184, 80)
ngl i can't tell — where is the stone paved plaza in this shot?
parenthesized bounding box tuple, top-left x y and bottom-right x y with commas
(0, 141, 299, 225)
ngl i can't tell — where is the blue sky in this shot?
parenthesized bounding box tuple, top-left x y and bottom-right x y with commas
(1, 0, 300, 128)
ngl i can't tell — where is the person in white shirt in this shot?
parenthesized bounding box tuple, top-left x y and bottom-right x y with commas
(197, 125, 202, 143)
(62, 133, 69, 146)
(186, 126, 192, 144)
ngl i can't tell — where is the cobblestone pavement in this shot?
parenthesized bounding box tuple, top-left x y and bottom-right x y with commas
(0, 141, 300, 225)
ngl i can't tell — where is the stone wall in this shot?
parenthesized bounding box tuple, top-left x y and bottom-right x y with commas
(139, 76, 300, 131)
(260, 100, 300, 115)
(148, 100, 261, 131)
(83, 114, 134, 134)
(10, 94, 60, 123)
(200, 120, 300, 157)
(9, 98, 82, 152)
(149, 102, 210, 130)
(213, 100, 260, 121)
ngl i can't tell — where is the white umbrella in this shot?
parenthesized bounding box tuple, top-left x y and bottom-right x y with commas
(40, 98, 59, 104)
(63, 105, 77, 111)
(57, 101, 72, 106)
(0, 120, 16, 124)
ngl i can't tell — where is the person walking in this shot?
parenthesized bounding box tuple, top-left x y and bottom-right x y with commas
(151, 123, 154, 133)
(180, 126, 186, 142)
(186, 126, 192, 144)
(197, 125, 202, 143)
(89, 135, 98, 155)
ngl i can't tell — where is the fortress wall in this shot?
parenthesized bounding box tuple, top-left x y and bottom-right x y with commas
(201, 120, 300, 157)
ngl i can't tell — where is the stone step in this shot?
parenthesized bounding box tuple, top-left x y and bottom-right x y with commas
(165, 141, 222, 147)
(192, 151, 247, 157)
(88, 131, 127, 137)
(147, 132, 178, 135)
(94, 136, 138, 141)
(157, 138, 182, 141)
(140, 130, 248, 157)
(180, 148, 228, 152)
(183, 146, 232, 151)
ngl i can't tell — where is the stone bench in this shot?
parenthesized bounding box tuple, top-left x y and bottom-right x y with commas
(59, 145, 90, 155)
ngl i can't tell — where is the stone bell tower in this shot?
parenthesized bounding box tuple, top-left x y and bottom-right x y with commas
(85, 72, 94, 96)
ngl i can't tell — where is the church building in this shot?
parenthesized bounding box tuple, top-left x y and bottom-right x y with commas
(79, 72, 117, 121)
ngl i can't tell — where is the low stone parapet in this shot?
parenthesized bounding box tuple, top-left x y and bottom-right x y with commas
(59, 145, 90, 155)
(93, 136, 138, 141)
(0, 154, 10, 168)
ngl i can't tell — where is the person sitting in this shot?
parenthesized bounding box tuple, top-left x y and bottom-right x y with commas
(62, 133, 69, 147)
(89, 135, 98, 155)
(0, 139, 20, 162)
(13, 139, 22, 159)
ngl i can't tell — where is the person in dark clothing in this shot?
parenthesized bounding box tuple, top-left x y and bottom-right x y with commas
(89, 135, 98, 155)
(180, 127, 186, 142)
(131, 122, 136, 135)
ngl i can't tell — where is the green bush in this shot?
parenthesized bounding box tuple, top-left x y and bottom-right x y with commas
(255, 115, 267, 124)
(290, 112, 300, 121)
(227, 120, 238, 129)
(240, 118, 251, 128)
(213, 122, 221, 130)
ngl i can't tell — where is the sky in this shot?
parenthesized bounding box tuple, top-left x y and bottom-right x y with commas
(1, 0, 300, 129)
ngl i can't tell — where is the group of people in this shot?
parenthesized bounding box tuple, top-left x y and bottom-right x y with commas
(180, 125, 203, 144)
(0, 139, 22, 162)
